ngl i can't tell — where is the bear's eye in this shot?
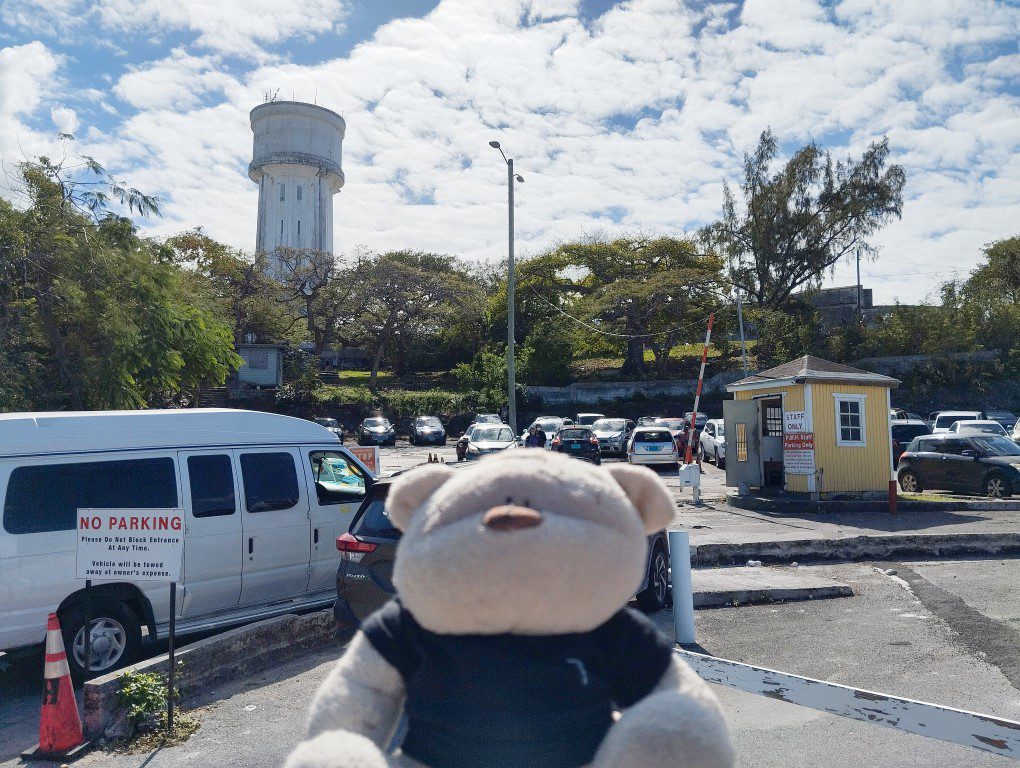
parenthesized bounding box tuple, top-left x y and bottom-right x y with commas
(523, 499, 531, 508)
(505, 496, 513, 505)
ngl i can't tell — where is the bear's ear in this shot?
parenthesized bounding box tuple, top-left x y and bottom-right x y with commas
(387, 463, 455, 531)
(603, 464, 675, 533)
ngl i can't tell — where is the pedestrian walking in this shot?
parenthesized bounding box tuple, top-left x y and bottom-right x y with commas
(524, 426, 541, 448)
(675, 420, 703, 472)
(536, 426, 548, 448)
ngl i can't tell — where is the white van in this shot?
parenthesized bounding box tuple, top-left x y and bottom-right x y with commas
(0, 409, 375, 677)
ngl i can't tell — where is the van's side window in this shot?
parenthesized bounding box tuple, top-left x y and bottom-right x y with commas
(3, 458, 178, 535)
(240, 453, 299, 513)
(188, 455, 235, 518)
(308, 451, 366, 505)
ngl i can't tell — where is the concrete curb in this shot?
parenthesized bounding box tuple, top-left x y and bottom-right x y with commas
(694, 583, 853, 607)
(84, 609, 335, 738)
(726, 494, 1020, 514)
(689, 532, 1020, 567)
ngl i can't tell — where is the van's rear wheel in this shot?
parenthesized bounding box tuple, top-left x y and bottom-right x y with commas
(61, 600, 142, 681)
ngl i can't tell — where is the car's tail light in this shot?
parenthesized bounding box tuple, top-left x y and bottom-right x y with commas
(551, 437, 561, 447)
(589, 436, 599, 445)
(336, 533, 377, 553)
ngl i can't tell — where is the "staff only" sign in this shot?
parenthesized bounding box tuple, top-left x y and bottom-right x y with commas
(76, 509, 184, 582)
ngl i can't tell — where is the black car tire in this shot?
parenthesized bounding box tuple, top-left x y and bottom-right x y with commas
(440, 438, 447, 446)
(60, 599, 142, 682)
(899, 470, 922, 494)
(985, 472, 1012, 499)
(636, 544, 670, 613)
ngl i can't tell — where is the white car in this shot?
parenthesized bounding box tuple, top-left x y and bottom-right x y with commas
(465, 424, 518, 459)
(591, 418, 636, 457)
(930, 410, 984, 434)
(0, 409, 374, 678)
(699, 418, 726, 468)
(948, 420, 1008, 437)
(519, 417, 571, 448)
(627, 427, 679, 467)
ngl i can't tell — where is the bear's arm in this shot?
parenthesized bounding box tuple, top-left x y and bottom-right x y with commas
(305, 631, 406, 748)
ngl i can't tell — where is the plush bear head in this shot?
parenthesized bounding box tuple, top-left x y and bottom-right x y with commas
(386, 450, 675, 636)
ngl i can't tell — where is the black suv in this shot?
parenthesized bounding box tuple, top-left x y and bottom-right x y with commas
(334, 479, 671, 629)
(897, 433, 1020, 498)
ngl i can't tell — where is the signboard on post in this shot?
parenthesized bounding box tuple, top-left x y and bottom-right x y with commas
(784, 411, 808, 434)
(350, 445, 380, 475)
(76, 509, 184, 582)
(76, 508, 184, 728)
(783, 432, 815, 475)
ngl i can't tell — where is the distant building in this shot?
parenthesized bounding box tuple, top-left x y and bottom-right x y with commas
(249, 101, 346, 279)
(234, 343, 285, 388)
(802, 285, 899, 329)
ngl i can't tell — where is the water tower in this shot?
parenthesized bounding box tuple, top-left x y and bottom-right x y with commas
(249, 100, 346, 276)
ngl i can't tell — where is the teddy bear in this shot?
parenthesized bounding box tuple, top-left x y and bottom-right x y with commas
(285, 450, 734, 768)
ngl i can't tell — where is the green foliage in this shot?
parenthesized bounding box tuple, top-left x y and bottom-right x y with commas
(519, 319, 573, 386)
(453, 347, 509, 410)
(117, 669, 176, 727)
(0, 160, 242, 411)
(381, 389, 470, 420)
(706, 128, 906, 309)
(310, 385, 376, 406)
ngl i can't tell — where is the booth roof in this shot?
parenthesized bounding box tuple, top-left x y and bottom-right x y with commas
(728, 355, 899, 390)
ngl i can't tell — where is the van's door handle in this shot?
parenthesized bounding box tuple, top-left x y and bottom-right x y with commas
(248, 537, 253, 555)
(313, 528, 319, 544)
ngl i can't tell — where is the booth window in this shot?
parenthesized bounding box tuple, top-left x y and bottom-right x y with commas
(835, 394, 867, 446)
(735, 423, 748, 462)
(761, 402, 783, 436)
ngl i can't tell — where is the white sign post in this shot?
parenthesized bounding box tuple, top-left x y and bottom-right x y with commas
(76, 509, 184, 727)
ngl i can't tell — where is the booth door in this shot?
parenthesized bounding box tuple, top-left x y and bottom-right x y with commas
(724, 400, 762, 489)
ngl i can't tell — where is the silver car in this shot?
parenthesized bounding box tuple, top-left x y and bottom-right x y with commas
(699, 418, 725, 468)
(464, 424, 518, 460)
(591, 418, 635, 457)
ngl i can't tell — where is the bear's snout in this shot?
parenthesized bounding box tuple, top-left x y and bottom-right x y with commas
(482, 504, 543, 531)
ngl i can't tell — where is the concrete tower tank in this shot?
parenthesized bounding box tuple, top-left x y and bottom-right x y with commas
(249, 101, 345, 276)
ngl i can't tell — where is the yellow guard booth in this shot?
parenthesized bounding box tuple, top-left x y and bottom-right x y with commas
(723, 355, 899, 496)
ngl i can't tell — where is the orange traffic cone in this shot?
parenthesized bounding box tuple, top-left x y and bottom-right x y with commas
(21, 613, 89, 761)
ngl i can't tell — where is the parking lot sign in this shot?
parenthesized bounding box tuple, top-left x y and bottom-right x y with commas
(76, 509, 184, 583)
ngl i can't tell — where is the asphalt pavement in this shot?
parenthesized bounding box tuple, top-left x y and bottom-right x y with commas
(4, 559, 1013, 768)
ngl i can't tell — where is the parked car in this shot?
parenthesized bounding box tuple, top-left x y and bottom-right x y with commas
(699, 418, 726, 468)
(408, 415, 447, 446)
(463, 424, 518, 460)
(520, 417, 571, 448)
(574, 412, 606, 427)
(627, 427, 680, 468)
(357, 416, 396, 446)
(334, 480, 672, 629)
(985, 411, 1018, 432)
(591, 417, 636, 456)
(654, 417, 688, 439)
(637, 416, 662, 427)
(312, 417, 345, 444)
(682, 412, 709, 431)
(897, 433, 1020, 498)
(948, 420, 1008, 437)
(472, 413, 502, 425)
(550, 426, 602, 464)
(930, 410, 984, 434)
(1012, 418, 1020, 445)
(0, 409, 375, 678)
(891, 419, 931, 465)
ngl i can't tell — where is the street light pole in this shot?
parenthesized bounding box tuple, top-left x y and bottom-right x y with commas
(506, 158, 517, 435)
(490, 140, 523, 435)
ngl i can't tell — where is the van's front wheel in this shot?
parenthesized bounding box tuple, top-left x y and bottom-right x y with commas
(61, 600, 142, 681)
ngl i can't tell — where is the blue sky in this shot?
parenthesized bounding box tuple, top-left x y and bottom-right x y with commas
(1, 0, 1017, 305)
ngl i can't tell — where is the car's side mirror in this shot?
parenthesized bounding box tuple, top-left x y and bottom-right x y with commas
(961, 449, 977, 459)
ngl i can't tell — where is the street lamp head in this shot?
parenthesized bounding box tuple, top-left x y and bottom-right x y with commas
(515, 174, 524, 183)
(489, 141, 501, 148)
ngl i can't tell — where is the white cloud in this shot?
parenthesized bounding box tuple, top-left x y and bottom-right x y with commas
(3, 0, 1018, 308)
(50, 106, 79, 134)
(114, 49, 237, 110)
(0, 42, 66, 173)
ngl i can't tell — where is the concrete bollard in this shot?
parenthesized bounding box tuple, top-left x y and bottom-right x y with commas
(668, 530, 696, 645)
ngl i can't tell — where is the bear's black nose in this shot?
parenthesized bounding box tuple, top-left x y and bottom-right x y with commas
(482, 505, 543, 531)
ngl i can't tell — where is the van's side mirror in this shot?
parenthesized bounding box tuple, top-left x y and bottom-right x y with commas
(961, 449, 977, 459)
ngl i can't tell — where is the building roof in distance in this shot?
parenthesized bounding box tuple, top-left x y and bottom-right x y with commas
(0, 408, 338, 457)
(727, 355, 899, 390)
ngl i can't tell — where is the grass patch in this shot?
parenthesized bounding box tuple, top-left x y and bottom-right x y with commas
(106, 712, 201, 754)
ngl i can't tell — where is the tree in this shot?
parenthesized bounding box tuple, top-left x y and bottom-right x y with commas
(706, 129, 906, 309)
(966, 236, 1020, 305)
(0, 155, 241, 410)
(519, 319, 573, 386)
(523, 237, 725, 378)
(358, 251, 483, 388)
(166, 229, 294, 345)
